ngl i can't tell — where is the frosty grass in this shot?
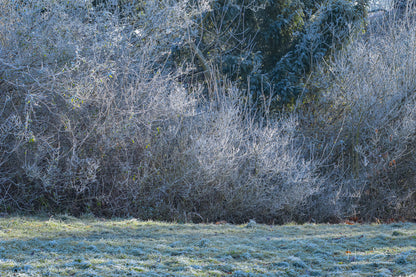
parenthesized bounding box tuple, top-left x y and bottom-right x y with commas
(0, 216, 415, 276)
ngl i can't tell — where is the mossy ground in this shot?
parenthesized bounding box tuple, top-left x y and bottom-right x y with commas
(0, 215, 415, 276)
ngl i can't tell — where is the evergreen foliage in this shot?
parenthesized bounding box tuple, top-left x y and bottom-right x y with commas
(190, 0, 367, 107)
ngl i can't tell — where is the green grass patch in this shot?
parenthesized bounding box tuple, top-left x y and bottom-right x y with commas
(0, 216, 415, 276)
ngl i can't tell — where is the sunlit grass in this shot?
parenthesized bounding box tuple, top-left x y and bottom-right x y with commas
(0, 216, 415, 276)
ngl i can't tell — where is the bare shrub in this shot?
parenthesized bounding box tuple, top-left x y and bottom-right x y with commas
(0, 0, 320, 223)
(0, 0, 205, 215)
(302, 10, 416, 221)
(183, 89, 321, 223)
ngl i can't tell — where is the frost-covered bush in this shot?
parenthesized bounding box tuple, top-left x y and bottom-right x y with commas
(301, 13, 416, 221)
(0, 0, 320, 223)
(181, 91, 321, 223)
(0, 0, 205, 215)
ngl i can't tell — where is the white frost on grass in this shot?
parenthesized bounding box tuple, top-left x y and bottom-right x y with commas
(0, 217, 415, 276)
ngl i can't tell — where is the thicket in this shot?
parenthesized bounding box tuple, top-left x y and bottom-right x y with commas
(0, 0, 415, 223)
(300, 10, 416, 222)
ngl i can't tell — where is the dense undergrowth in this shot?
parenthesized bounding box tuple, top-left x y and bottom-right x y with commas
(0, 0, 415, 223)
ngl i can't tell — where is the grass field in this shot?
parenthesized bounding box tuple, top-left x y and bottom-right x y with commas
(0, 216, 415, 276)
